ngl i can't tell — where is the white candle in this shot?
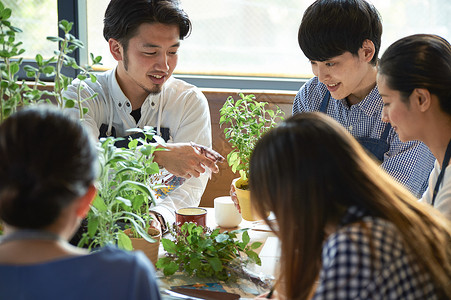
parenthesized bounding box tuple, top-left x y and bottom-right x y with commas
(214, 196, 242, 228)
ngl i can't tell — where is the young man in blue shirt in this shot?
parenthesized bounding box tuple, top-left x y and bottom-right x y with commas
(293, 0, 435, 197)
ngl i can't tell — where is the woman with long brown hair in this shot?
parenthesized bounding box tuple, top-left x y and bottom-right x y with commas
(250, 112, 451, 299)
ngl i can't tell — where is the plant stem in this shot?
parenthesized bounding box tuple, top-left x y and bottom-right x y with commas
(54, 35, 68, 108)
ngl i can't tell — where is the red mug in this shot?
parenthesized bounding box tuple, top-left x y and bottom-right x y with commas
(175, 207, 207, 227)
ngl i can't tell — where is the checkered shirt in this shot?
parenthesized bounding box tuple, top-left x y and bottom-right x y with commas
(293, 77, 435, 198)
(313, 206, 439, 299)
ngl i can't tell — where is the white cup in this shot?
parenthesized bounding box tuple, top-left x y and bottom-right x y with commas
(214, 196, 242, 228)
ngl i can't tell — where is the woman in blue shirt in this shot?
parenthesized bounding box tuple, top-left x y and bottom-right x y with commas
(251, 113, 451, 299)
(0, 106, 161, 300)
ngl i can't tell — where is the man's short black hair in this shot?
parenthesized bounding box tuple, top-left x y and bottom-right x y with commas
(298, 0, 382, 65)
(103, 0, 191, 51)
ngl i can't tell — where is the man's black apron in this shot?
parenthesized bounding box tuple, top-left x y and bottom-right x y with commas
(319, 91, 391, 162)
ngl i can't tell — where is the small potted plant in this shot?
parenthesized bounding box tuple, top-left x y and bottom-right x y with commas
(79, 127, 167, 264)
(156, 222, 262, 281)
(219, 93, 284, 220)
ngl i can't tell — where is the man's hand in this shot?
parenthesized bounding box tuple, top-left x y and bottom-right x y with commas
(154, 142, 224, 179)
(148, 212, 162, 234)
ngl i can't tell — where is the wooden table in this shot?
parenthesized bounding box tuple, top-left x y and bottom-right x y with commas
(157, 207, 280, 299)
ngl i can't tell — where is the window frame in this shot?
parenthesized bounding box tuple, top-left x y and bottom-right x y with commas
(18, 0, 305, 91)
(16, 0, 83, 80)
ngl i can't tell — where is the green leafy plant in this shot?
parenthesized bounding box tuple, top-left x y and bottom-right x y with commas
(0, 0, 101, 122)
(156, 222, 262, 281)
(219, 93, 285, 183)
(79, 127, 167, 249)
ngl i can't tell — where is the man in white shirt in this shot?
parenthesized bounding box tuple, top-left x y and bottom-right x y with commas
(63, 0, 222, 232)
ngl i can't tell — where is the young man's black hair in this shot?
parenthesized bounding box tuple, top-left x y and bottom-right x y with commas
(298, 0, 382, 65)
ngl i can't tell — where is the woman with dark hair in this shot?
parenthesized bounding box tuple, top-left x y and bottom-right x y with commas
(251, 113, 451, 299)
(0, 106, 161, 299)
(378, 34, 451, 220)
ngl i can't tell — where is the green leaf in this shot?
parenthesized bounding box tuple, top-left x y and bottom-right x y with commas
(64, 99, 75, 108)
(146, 162, 160, 174)
(35, 53, 43, 65)
(163, 261, 179, 276)
(92, 195, 108, 212)
(246, 250, 261, 266)
(130, 194, 145, 211)
(197, 238, 213, 249)
(0, 50, 11, 58)
(90, 53, 102, 64)
(116, 196, 132, 207)
(208, 257, 223, 272)
(140, 144, 154, 156)
(190, 257, 201, 269)
(87, 215, 99, 237)
(77, 74, 87, 81)
(215, 233, 230, 243)
(155, 256, 171, 269)
(47, 36, 62, 43)
(10, 62, 19, 75)
(161, 238, 177, 253)
(89, 73, 97, 83)
(250, 241, 262, 249)
(42, 66, 55, 75)
(242, 230, 250, 245)
(23, 65, 38, 72)
(117, 231, 133, 250)
(1, 8, 11, 19)
(59, 19, 73, 32)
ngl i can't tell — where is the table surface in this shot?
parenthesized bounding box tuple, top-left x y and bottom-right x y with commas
(157, 207, 280, 299)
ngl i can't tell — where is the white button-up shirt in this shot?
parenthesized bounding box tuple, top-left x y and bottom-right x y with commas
(63, 67, 212, 225)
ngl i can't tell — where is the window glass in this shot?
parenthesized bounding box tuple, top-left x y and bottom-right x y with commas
(83, 0, 451, 79)
(3, 0, 58, 59)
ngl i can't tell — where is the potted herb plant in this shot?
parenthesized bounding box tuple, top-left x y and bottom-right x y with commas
(156, 222, 262, 281)
(79, 127, 167, 264)
(219, 93, 284, 220)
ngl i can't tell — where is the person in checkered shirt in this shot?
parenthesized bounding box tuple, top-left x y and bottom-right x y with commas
(292, 0, 435, 198)
(250, 113, 451, 299)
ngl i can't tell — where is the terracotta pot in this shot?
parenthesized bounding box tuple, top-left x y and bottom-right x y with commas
(123, 228, 161, 266)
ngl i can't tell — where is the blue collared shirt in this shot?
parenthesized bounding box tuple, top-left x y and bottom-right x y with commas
(293, 77, 435, 197)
